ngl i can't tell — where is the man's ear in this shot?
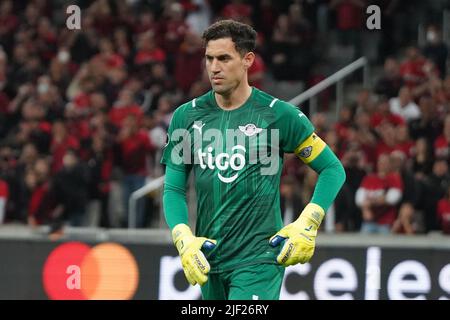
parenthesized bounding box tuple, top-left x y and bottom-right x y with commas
(243, 52, 255, 70)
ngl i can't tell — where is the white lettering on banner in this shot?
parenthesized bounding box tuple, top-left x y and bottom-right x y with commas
(314, 259, 357, 300)
(280, 263, 311, 300)
(365, 247, 381, 300)
(438, 264, 450, 300)
(158, 252, 449, 300)
(387, 261, 430, 300)
(159, 256, 201, 300)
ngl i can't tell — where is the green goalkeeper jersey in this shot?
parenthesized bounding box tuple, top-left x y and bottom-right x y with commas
(161, 87, 316, 272)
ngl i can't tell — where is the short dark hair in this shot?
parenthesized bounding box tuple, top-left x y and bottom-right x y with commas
(202, 19, 257, 56)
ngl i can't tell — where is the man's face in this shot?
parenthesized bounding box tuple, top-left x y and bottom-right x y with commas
(205, 38, 250, 95)
(377, 154, 390, 175)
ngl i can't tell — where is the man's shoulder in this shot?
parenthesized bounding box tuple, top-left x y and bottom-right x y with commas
(191, 90, 215, 109)
(253, 88, 305, 115)
(173, 91, 212, 114)
(252, 88, 289, 110)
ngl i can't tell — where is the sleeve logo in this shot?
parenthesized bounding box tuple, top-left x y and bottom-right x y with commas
(299, 146, 313, 158)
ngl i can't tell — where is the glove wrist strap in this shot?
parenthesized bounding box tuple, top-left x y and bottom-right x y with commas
(172, 223, 193, 254)
(297, 203, 325, 230)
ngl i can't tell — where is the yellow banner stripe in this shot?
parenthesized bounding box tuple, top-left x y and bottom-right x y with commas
(294, 133, 326, 164)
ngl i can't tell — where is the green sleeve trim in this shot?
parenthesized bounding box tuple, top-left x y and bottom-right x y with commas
(163, 165, 190, 230)
(308, 146, 346, 212)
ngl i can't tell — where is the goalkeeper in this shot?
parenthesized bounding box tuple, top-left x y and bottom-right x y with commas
(161, 20, 345, 300)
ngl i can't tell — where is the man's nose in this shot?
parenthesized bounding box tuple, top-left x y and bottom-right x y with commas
(210, 59, 220, 73)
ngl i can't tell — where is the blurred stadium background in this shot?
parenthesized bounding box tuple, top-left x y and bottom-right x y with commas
(0, 0, 449, 300)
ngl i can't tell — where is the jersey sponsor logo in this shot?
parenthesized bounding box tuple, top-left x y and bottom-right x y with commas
(169, 128, 280, 177)
(238, 123, 263, 137)
(198, 145, 246, 183)
(299, 146, 313, 158)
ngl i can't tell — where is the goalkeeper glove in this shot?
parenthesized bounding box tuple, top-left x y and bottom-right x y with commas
(269, 203, 325, 266)
(172, 223, 216, 286)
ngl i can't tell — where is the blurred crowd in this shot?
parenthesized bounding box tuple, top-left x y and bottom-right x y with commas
(0, 0, 448, 235)
(281, 36, 450, 235)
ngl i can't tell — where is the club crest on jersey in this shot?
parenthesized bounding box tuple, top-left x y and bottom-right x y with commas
(299, 146, 313, 158)
(238, 124, 262, 137)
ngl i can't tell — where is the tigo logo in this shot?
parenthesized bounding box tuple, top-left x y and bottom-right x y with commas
(42, 242, 139, 300)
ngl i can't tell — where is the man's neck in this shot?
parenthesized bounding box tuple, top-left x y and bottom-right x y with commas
(215, 84, 252, 110)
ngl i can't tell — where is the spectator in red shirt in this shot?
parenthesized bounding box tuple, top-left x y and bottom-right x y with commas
(35, 17, 57, 64)
(370, 95, 405, 130)
(329, 0, 365, 58)
(0, 1, 18, 39)
(356, 153, 404, 233)
(393, 124, 414, 160)
(221, 0, 252, 21)
(88, 0, 116, 37)
(353, 110, 377, 170)
(437, 185, 450, 234)
(134, 31, 166, 66)
(108, 88, 144, 129)
(161, 2, 190, 57)
(116, 114, 154, 228)
(399, 46, 428, 88)
(174, 31, 204, 94)
(93, 37, 125, 70)
(374, 122, 397, 162)
(334, 106, 353, 142)
(50, 120, 80, 174)
(15, 99, 52, 154)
